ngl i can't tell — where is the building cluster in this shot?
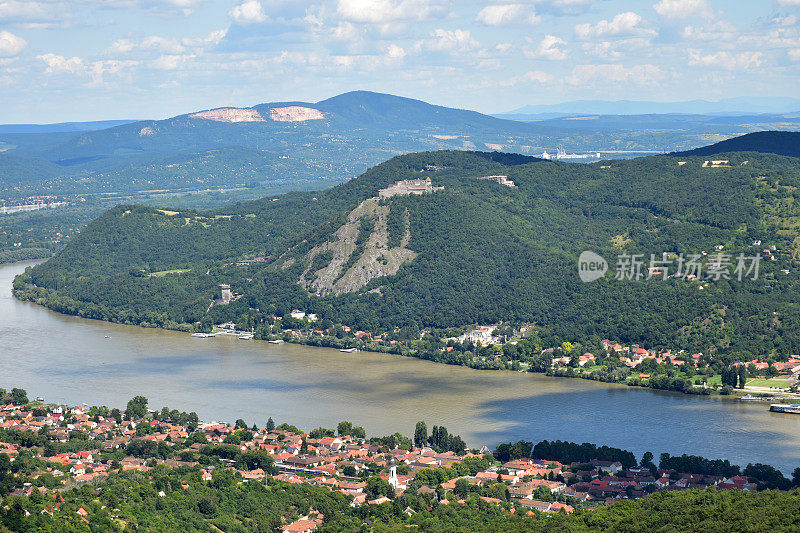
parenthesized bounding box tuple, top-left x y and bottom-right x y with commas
(479, 175, 516, 187)
(377, 178, 443, 198)
(0, 397, 772, 532)
(549, 339, 800, 386)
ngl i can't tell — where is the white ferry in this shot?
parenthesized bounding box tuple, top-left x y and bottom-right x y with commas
(769, 404, 800, 414)
(340, 348, 358, 353)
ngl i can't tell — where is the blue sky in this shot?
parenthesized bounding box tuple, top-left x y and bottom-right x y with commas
(0, 0, 799, 122)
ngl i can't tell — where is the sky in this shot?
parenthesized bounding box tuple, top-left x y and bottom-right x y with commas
(0, 0, 799, 122)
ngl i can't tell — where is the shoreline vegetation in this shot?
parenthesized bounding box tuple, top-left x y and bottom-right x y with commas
(1, 387, 800, 531)
(11, 273, 800, 402)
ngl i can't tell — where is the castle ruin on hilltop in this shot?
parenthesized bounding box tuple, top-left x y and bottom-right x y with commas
(378, 177, 443, 198)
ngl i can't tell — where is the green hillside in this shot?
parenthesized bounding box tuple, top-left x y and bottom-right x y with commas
(15, 148, 800, 354)
(671, 131, 800, 158)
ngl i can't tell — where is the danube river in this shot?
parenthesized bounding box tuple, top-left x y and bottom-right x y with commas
(2, 261, 800, 472)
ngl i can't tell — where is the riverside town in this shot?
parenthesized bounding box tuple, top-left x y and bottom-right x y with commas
(1, 387, 799, 531)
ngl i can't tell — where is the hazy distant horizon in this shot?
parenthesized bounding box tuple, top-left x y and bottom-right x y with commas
(1, 92, 799, 127)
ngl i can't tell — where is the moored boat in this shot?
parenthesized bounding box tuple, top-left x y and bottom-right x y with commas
(769, 404, 800, 414)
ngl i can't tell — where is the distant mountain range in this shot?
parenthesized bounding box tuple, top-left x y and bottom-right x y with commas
(2, 91, 799, 200)
(0, 91, 559, 196)
(499, 97, 800, 119)
(0, 120, 135, 134)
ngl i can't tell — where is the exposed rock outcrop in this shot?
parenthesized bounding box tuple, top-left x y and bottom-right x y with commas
(190, 108, 265, 123)
(298, 198, 415, 296)
(269, 106, 325, 122)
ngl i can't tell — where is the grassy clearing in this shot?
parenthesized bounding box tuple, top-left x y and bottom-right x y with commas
(149, 269, 191, 277)
(746, 378, 794, 388)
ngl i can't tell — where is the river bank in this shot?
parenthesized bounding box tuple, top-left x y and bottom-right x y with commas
(3, 260, 800, 473)
(12, 272, 770, 401)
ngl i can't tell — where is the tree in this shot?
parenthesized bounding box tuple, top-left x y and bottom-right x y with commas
(365, 476, 393, 499)
(641, 451, 656, 474)
(454, 478, 470, 496)
(449, 435, 467, 454)
(737, 366, 748, 389)
(0, 453, 12, 496)
(414, 421, 427, 448)
(266, 417, 275, 432)
(792, 467, 800, 487)
(338, 421, 353, 437)
(187, 412, 199, 431)
(721, 367, 738, 388)
(10, 388, 28, 405)
(126, 396, 149, 420)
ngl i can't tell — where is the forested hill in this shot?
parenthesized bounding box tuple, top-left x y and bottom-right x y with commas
(16, 148, 800, 354)
(670, 131, 800, 158)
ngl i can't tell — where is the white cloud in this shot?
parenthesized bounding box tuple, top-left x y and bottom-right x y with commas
(329, 21, 360, 41)
(525, 34, 567, 60)
(37, 52, 139, 86)
(0, 30, 26, 57)
(386, 43, 406, 59)
(688, 50, 764, 70)
(336, 0, 440, 24)
(142, 36, 186, 54)
(108, 29, 225, 57)
(574, 12, 656, 40)
(0, 1, 50, 20)
(653, 0, 714, 20)
(38, 53, 85, 74)
(776, 0, 800, 5)
(567, 63, 663, 85)
(475, 4, 539, 26)
(0, 0, 67, 26)
(521, 70, 553, 83)
(789, 48, 800, 61)
(108, 39, 135, 54)
(229, 0, 267, 24)
(582, 41, 623, 60)
(682, 21, 737, 41)
(152, 54, 193, 70)
(772, 14, 798, 27)
(500, 69, 554, 86)
(415, 28, 480, 53)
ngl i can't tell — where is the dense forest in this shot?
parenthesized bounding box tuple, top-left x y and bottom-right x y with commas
(15, 146, 800, 355)
(2, 468, 799, 532)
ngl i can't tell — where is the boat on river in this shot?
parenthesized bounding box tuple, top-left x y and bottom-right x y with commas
(769, 404, 800, 414)
(739, 394, 764, 401)
(340, 348, 358, 353)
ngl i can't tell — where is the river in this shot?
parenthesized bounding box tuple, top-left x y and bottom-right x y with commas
(1, 260, 799, 472)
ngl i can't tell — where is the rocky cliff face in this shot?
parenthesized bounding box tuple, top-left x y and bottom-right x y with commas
(296, 196, 416, 296)
(190, 108, 265, 122)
